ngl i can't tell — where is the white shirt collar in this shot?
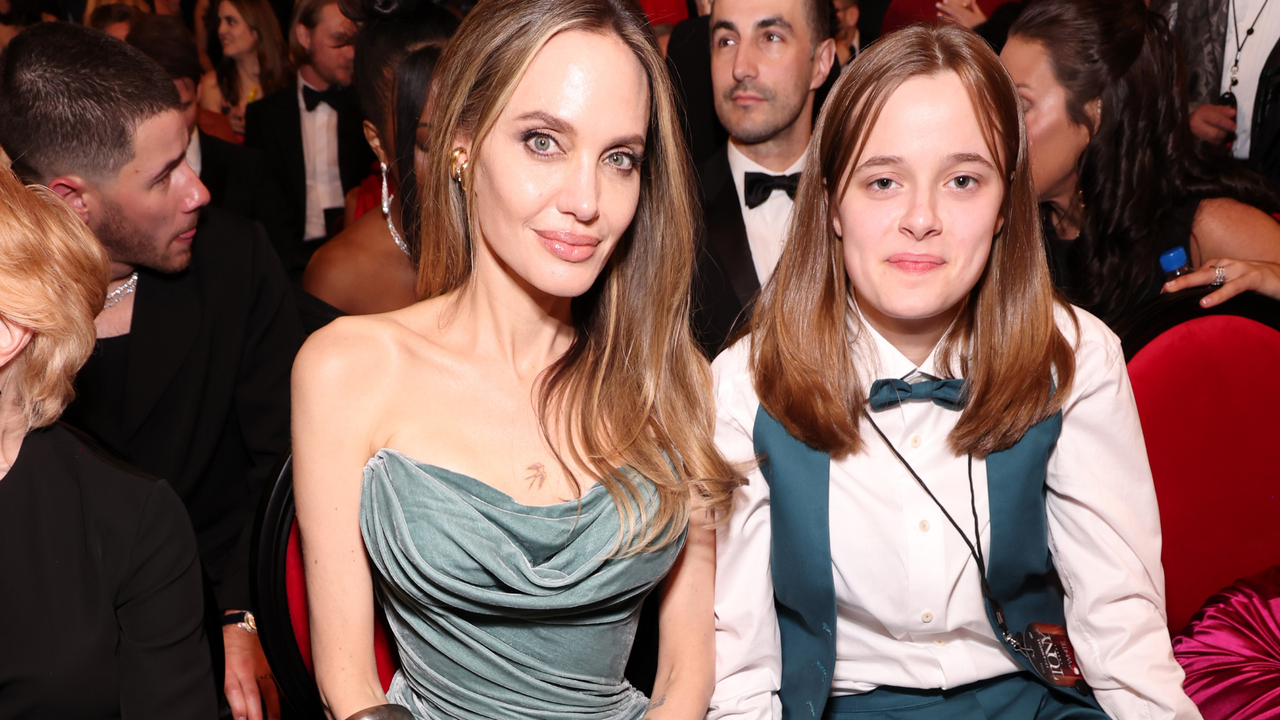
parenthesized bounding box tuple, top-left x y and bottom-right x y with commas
(850, 298, 958, 383)
(185, 127, 202, 178)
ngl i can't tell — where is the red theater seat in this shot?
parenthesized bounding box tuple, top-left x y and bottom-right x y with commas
(252, 455, 400, 717)
(1118, 290, 1280, 635)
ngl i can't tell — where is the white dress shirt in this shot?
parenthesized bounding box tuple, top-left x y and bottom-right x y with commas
(726, 142, 804, 285)
(1220, 0, 1280, 158)
(297, 73, 346, 241)
(185, 127, 202, 179)
(708, 305, 1202, 720)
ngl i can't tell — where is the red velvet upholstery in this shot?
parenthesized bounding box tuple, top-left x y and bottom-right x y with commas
(1127, 315, 1280, 634)
(285, 521, 399, 691)
(1174, 565, 1280, 719)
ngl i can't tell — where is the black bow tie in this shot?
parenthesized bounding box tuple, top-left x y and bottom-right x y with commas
(743, 171, 800, 209)
(302, 85, 342, 112)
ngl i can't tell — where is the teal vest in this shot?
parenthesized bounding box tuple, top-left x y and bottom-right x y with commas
(753, 406, 1098, 719)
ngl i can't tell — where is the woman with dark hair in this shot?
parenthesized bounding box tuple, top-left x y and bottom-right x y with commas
(291, 0, 740, 718)
(1002, 0, 1280, 324)
(710, 23, 1198, 720)
(302, 0, 458, 315)
(198, 0, 290, 138)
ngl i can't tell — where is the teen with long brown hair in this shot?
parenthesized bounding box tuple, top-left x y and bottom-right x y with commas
(709, 24, 1199, 720)
(291, 0, 739, 718)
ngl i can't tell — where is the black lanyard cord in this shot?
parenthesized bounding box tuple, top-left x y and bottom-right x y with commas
(864, 413, 1029, 654)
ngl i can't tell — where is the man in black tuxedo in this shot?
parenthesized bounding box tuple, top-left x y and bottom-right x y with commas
(692, 0, 836, 357)
(126, 14, 297, 256)
(245, 0, 373, 279)
(0, 24, 299, 720)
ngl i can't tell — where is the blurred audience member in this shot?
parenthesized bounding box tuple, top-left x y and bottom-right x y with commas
(199, 0, 290, 138)
(1002, 0, 1280, 323)
(246, 0, 373, 279)
(0, 166, 216, 720)
(833, 0, 859, 64)
(87, 1, 142, 38)
(0, 23, 302, 720)
(665, 2, 726, 167)
(690, 0, 835, 357)
(128, 13, 296, 253)
(1, 0, 59, 49)
(856, 0, 890, 46)
(936, 0, 1025, 53)
(1169, 0, 1280, 189)
(303, 2, 457, 314)
(881, 0, 1015, 34)
(131, 13, 237, 142)
(83, 0, 149, 24)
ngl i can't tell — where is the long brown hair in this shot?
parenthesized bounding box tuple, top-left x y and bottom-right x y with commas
(418, 0, 742, 550)
(752, 24, 1077, 459)
(209, 0, 290, 106)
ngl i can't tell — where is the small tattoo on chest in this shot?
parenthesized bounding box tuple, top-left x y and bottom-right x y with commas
(525, 462, 547, 489)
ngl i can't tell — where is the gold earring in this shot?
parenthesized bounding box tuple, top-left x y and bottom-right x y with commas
(450, 148, 469, 185)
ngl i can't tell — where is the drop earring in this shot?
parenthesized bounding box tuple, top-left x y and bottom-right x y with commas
(381, 162, 410, 257)
(450, 148, 469, 187)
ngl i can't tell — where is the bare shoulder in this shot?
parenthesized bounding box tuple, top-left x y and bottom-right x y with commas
(295, 314, 417, 397)
(301, 226, 365, 304)
(199, 72, 222, 108)
(1192, 197, 1280, 264)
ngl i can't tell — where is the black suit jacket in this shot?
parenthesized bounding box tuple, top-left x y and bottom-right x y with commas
(692, 145, 760, 359)
(0, 423, 216, 719)
(666, 16, 727, 169)
(63, 208, 303, 610)
(243, 80, 375, 273)
(198, 130, 298, 259)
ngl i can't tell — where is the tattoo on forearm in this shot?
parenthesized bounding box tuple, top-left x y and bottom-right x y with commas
(643, 695, 666, 717)
(525, 462, 547, 490)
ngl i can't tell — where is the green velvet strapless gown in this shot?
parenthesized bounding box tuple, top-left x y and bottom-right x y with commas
(360, 449, 685, 719)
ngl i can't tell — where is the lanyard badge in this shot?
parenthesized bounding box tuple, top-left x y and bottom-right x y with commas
(1019, 622, 1086, 688)
(865, 413, 1090, 693)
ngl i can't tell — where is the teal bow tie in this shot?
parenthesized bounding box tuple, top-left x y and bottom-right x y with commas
(868, 378, 967, 412)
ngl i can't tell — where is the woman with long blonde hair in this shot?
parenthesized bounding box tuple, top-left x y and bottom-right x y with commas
(709, 24, 1198, 720)
(291, 0, 739, 718)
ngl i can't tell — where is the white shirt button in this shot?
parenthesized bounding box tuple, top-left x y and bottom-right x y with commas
(919, 519, 930, 533)
(921, 610, 934, 623)
(934, 639, 946, 647)
(910, 434, 922, 448)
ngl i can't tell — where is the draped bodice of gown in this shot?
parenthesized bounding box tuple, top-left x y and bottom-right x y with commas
(360, 449, 686, 719)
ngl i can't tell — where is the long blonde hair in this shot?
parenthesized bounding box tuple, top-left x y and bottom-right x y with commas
(419, 0, 742, 549)
(752, 24, 1077, 459)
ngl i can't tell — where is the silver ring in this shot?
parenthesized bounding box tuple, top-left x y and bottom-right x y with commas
(1210, 264, 1227, 287)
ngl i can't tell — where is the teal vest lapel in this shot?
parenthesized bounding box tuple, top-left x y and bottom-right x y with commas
(754, 406, 836, 720)
(983, 411, 1095, 704)
(756, 405, 1097, 718)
